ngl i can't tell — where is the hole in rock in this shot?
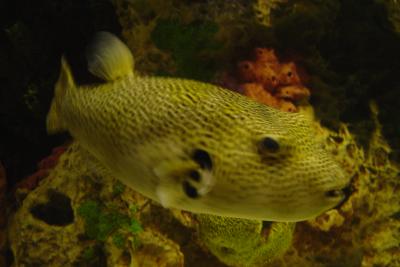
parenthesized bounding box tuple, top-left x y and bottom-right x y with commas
(30, 190, 74, 226)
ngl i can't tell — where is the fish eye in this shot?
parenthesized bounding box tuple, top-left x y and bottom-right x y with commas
(259, 137, 280, 153)
(183, 181, 199, 198)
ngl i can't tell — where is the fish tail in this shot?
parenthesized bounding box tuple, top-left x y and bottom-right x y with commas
(46, 56, 75, 134)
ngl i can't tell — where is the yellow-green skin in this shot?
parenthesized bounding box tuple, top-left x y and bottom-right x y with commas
(48, 33, 348, 222)
(197, 214, 295, 266)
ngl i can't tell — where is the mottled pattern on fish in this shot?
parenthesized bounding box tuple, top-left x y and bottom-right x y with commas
(48, 32, 348, 221)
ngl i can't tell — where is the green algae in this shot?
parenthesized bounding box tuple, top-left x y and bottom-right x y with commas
(151, 18, 221, 81)
(77, 200, 142, 244)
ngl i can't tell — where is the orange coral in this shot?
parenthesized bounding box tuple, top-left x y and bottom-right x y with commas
(275, 85, 310, 101)
(236, 47, 311, 112)
(277, 62, 302, 86)
(237, 61, 256, 82)
(252, 62, 279, 91)
(241, 83, 297, 112)
(238, 60, 279, 91)
(241, 83, 278, 107)
(253, 48, 279, 64)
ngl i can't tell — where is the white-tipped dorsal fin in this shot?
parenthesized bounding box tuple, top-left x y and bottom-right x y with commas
(86, 31, 134, 81)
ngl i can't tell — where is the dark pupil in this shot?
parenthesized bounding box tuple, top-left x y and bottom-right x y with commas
(287, 71, 292, 77)
(262, 137, 280, 152)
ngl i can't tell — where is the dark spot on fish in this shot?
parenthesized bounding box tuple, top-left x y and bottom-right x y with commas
(192, 149, 212, 170)
(259, 137, 280, 153)
(183, 181, 199, 198)
(189, 170, 201, 182)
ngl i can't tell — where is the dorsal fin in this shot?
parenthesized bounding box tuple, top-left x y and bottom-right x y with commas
(46, 56, 75, 134)
(86, 31, 134, 81)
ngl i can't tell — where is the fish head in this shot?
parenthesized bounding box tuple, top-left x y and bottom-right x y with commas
(178, 112, 350, 222)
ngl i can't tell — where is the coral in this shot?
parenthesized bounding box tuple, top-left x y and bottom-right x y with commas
(236, 47, 310, 112)
(377, 0, 400, 33)
(8, 143, 186, 266)
(197, 215, 295, 267)
(237, 61, 257, 83)
(253, 48, 279, 64)
(252, 62, 280, 91)
(270, 0, 400, 158)
(275, 85, 310, 102)
(241, 83, 297, 112)
(253, 0, 288, 27)
(269, 103, 400, 267)
(113, 0, 266, 82)
(8, 104, 400, 266)
(151, 18, 221, 81)
(77, 200, 142, 244)
(7, 141, 297, 267)
(276, 62, 301, 86)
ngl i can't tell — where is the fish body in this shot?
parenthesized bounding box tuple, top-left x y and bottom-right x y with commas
(47, 32, 349, 222)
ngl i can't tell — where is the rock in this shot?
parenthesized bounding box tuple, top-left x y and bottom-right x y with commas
(8, 141, 298, 267)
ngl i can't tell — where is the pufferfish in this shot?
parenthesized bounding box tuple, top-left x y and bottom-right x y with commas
(47, 32, 349, 222)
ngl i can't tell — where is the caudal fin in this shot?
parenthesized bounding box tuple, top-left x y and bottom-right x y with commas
(46, 56, 75, 134)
